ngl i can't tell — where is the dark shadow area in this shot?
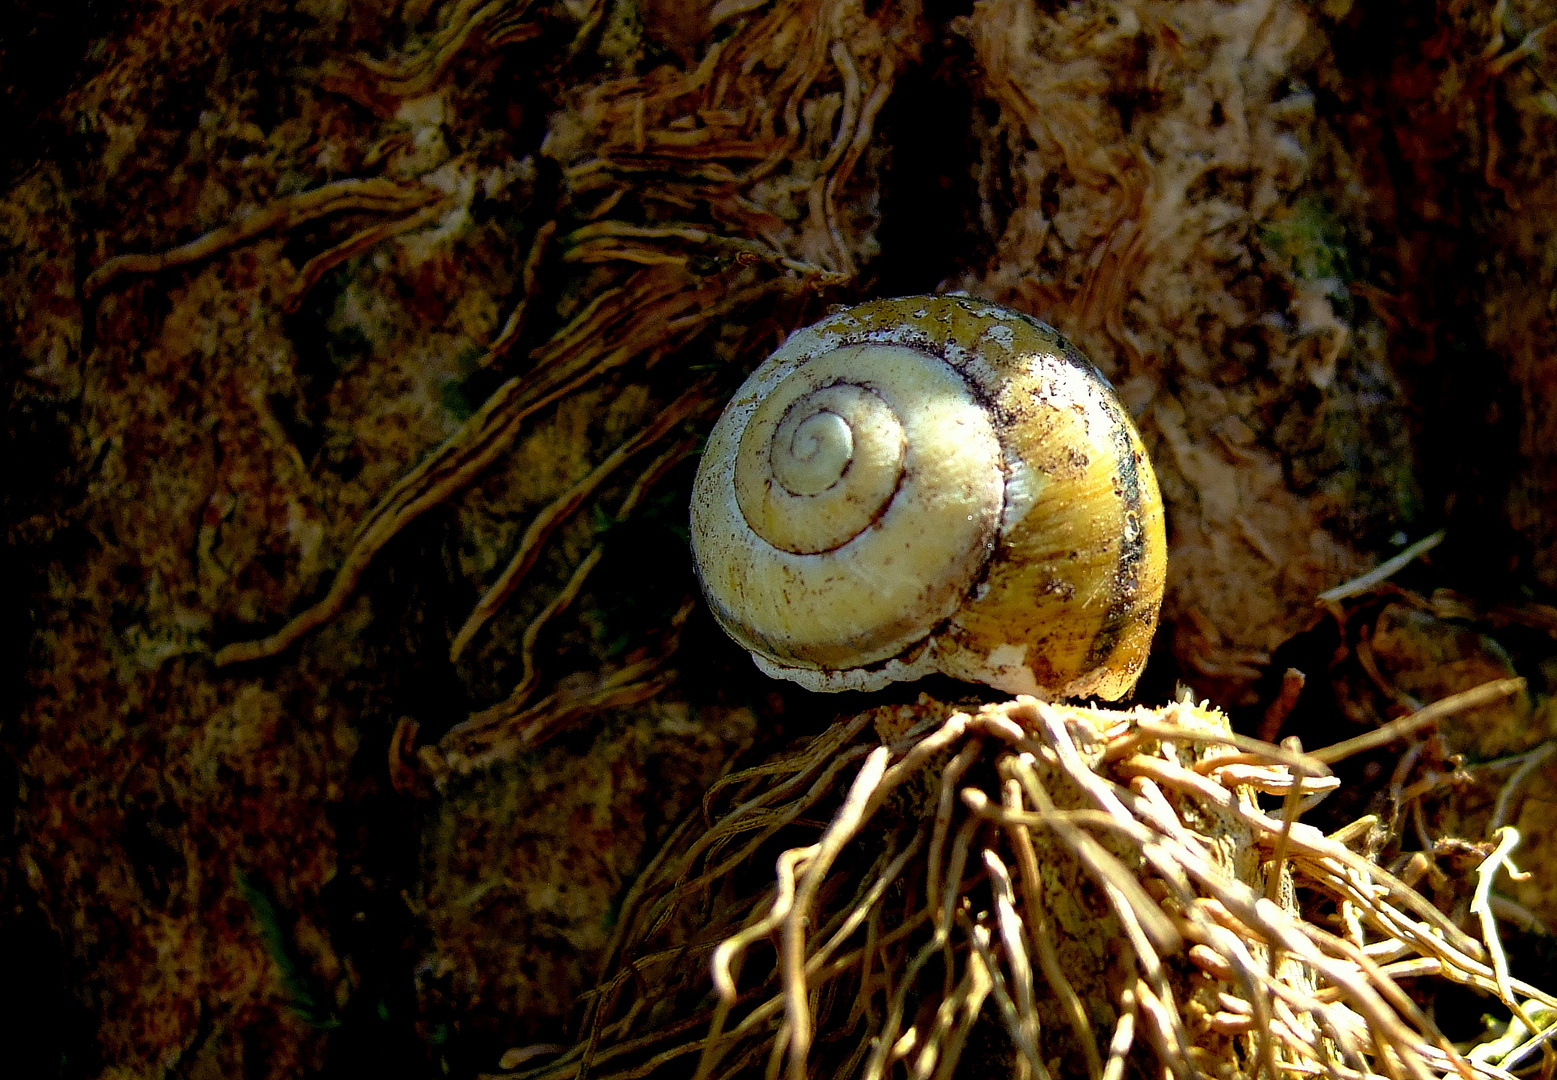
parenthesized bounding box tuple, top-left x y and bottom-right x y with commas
(1323, 3, 1529, 598)
(870, 0, 988, 297)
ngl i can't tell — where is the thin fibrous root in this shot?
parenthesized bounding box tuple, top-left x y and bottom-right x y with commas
(213, 272, 750, 668)
(448, 388, 709, 663)
(85, 177, 442, 295)
(510, 692, 1553, 1080)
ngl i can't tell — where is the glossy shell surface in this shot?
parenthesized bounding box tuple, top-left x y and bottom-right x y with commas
(690, 295, 1167, 699)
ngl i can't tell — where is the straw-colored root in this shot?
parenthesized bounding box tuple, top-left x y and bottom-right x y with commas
(498, 696, 1557, 1080)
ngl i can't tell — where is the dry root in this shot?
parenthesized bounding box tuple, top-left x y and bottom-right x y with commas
(498, 696, 1557, 1080)
(180, 0, 912, 763)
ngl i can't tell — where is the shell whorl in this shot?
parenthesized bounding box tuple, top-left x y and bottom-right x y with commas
(697, 341, 1004, 677)
(732, 348, 912, 555)
(690, 295, 1168, 699)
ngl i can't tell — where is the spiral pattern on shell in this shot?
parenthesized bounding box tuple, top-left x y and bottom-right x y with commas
(691, 295, 1167, 699)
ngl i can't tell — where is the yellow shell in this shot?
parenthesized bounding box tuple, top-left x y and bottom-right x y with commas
(690, 295, 1167, 699)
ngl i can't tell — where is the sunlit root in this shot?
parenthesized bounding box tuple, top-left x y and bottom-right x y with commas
(500, 696, 1557, 1080)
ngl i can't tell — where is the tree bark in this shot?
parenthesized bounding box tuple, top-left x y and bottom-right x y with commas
(3, 0, 1555, 1075)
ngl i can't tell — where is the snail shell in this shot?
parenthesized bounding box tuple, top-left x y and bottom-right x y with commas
(690, 295, 1167, 699)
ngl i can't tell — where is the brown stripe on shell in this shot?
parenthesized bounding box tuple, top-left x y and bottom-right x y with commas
(1012, 316, 1155, 688)
(1081, 399, 1150, 678)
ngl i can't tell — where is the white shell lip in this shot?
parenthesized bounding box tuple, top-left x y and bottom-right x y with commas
(936, 642, 1044, 697)
(747, 637, 1048, 697)
(750, 646, 941, 693)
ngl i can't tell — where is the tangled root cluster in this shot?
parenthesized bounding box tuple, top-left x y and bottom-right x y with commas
(502, 697, 1556, 1080)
